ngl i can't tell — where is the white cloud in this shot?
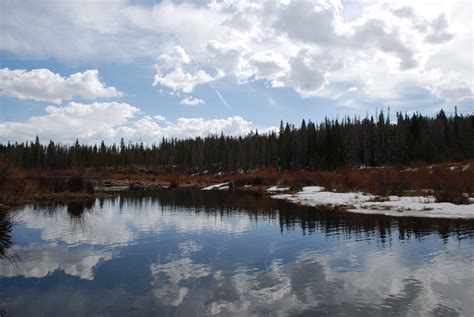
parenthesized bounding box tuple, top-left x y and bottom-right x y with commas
(279, 47, 343, 96)
(0, 101, 139, 143)
(0, 102, 257, 143)
(0, 0, 230, 62)
(154, 115, 167, 121)
(424, 13, 454, 44)
(273, 0, 344, 45)
(153, 46, 223, 93)
(0, 68, 122, 103)
(350, 18, 418, 70)
(248, 50, 290, 85)
(422, 68, 473, 102)
(121, 116, 254, 142)
(179, 96, 205, 106)
(205, 40, 247, 75)
(391, 6, 416, 19)
(167, 116, 252, 138)
(0, 0, 471, 106)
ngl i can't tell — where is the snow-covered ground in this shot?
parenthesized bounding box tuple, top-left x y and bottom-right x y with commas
(272, 186, 474, 219)
(202, 182, 230, 190)
(267, 186, 290, 192)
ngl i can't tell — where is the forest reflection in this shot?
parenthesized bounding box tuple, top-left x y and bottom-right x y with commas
(2, 190, 473, 316)
(22, 190, 474, 245)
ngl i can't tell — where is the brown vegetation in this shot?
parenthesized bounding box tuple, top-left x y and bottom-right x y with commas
(0, 162, 96, 212)
(277, 162, 474, 205)
(292, 162, 474, 197)
(1, 160, 472, 211)
(96, 160, 474, 203)
(0, 161, 27, 211)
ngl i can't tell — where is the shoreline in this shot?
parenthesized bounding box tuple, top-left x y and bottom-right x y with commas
(271, 186, 474, 219)
(3, 181, 473, 220)
(2, 162, 473, 219)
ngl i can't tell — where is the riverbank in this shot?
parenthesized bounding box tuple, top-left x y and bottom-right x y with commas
(1, 161, 473, 218)
(272, 186, 474, 219)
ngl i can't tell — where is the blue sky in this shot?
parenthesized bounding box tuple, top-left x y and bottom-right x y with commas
(0, 0, 472, 144)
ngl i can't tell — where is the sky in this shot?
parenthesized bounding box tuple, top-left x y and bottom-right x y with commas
(0, 0, 472, 144)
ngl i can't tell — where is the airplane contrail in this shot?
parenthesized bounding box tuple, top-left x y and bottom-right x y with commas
(170, 29, 230, 108)
(151, 0, 230, 109)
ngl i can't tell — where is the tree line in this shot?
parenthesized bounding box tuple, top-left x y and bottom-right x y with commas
(1, 109, 473, 172)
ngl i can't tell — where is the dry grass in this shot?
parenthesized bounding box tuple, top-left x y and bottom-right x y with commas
(96, 167, 280, 187)
(96, 160, 474, 199)
(0, 162, 96, 211)
(1, 160, 472, 210)
(275, 162, 474, 199)
(0, 161, 28, 210)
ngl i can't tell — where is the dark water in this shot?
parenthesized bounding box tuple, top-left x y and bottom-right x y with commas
(1, 190, 473, 317)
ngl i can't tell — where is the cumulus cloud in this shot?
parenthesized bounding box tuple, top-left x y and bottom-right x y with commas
(0, 101, 139, 143)
(273, 0, 344, 45)
(248, 50, 289, 85)
(425, 13, 454, 44)
(0, 0, 230, 62)
(0, 0, 471, 106)
(205, 40, 248, 77)
(153, 46, 223, 93)
(351, 18, 418, 70)
(422, 68, 473, 102)
(0, 68, 122, 103)
(282, 47, 343, 95)
(206, 0, 470, 102)
(0, 102, 256, 143)
(131, 116, 253, 141)
(179, 96, 205, 106)
(391, 6, 416, 19)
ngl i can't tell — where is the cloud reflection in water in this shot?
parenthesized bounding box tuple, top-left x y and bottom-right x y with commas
(0, 191, 472, 316)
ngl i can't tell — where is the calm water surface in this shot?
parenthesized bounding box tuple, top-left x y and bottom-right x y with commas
(1, 190, 473, 316)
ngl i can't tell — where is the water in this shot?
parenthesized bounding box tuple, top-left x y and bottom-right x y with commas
(1, 190, 473, 316)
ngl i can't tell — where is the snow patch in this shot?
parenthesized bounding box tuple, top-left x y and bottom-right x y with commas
(272, 187, 474, 219)
(267, 186, 290, 192)
(202, 182, 230, 191)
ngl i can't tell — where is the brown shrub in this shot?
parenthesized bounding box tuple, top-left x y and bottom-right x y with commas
(0, 161, 27, 208)
(434, 191, 469, 205)
(67, 176, 84, 192)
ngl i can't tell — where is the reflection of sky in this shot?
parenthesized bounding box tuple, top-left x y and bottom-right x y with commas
(14, 200, 254, 247)
(145, 243, 474, 316)
(0, 243, 114, 280)
(1, 195, 473, 316)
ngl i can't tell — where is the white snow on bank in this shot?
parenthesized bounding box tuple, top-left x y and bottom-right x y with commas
(202, 182, 230, 190)
(272, 186, 474, 219)
(267, 186, 290, 192)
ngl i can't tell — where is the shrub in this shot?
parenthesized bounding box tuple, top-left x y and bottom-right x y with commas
(67, 176, 84, 192)
(51, 178, 67, 193)
(434, 191, 469, 205)
(85, 181, 94, 193)
(250, 176, 264, 186)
